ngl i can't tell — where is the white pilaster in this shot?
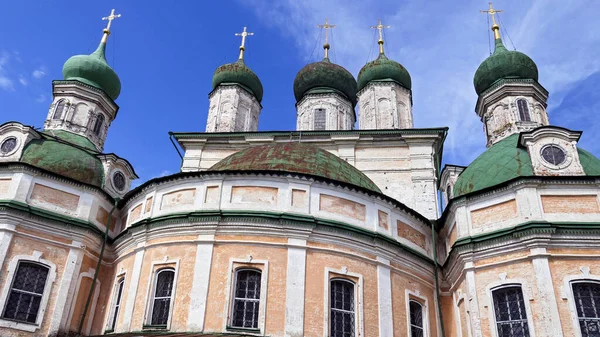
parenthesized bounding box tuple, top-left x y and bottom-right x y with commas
(531, 248, 563, 336)
(121, 242, 145, 331)
(376, 257, 393, 337)
(284, 238, 307, 337)
(0, 224, 15, 270)
(187, 235, 215, 331)
(465, 264, 483, 337)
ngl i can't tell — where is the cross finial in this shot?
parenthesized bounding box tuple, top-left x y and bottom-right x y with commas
(317, 18, 337, 59)
(370, 19, 390, 54)
(235, 26, 254, 61)
(101, 9, 121, 43)
(480, 2, 503, 40)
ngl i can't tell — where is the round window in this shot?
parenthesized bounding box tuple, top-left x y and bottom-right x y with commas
(0, 137, 17, 155)
(112, 172, 126, 191)
(541, 145, 566, 166)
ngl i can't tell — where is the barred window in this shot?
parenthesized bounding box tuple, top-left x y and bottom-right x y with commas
(314, 108, 326, 130)
(149, 268, 175, 326)
(53, 100, 66, 120)
(108, 278, 125, 330)
(492, 286, 530, 337)
(409, 300, 424, 337)
(1, 261, 49, 324)
(330, 279, 355, 337)
(572, 282, 600, 337)
(92, 114, 105, 136)
(231, 269, 261, 329)
(517, 99, 531, 122)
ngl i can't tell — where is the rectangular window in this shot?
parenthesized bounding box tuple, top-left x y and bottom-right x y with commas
(572, 282, 600, 337)
(108, 278, 125, 330)
(149, 268, 175, 326)
(314, 108, 326, 130)
(231, 269, 262, 329)
(2, 261, 49, 324)
(330, 279, 355, 337)
(492, 286, 530, 337)
(409, 300, 424, 337)
(517, 99, 531, 122)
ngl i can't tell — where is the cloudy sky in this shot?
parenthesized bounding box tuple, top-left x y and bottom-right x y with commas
(1, 0, 599, 185)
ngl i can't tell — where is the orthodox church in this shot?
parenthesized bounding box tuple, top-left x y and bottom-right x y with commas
(0, 4, 599, 337)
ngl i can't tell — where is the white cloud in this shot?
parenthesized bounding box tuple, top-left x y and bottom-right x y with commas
(0, 51, 14, 91)
(19, 76, 27, 86)
(32, 67, 46, 79)
(35, 94, 46, 103)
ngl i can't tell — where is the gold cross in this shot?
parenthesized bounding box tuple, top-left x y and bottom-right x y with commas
(370, 19, 390, 54)
(480, 2, 503, 39)
(101, 9, 121, 43)
(235, 27, 254, 60)
(317, 18, 336, 58)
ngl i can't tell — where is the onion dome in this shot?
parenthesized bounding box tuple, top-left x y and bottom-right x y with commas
(212, 59, 263, 103)
(293, 57, 357, 106)
(357, 53, 411, 93)
(210, 142, 381, 193)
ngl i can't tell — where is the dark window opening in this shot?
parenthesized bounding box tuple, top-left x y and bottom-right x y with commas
(330, 279, 355, 337)
(150, 268, 175, 326)
(573, 282, 600, 337)
(231, 269, 261, 329)
(492, 286, 530, 337)
(2, 261, 49, 324)
(517, 99, 531, 122)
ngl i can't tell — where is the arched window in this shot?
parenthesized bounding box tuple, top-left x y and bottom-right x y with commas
(330, 279, 355, 337)
(572, 282, 600, 336)
(517, 99, 531, 122)
(2, 261, 49, 323)
(92, 114, 105, 136)
(149, 268, 175, 326)
(409, 300, 424, 337)
(492, 286, 530, 336)
(314, 108, 326, 130)
(108, 277, 125, 331)
(231, 269, 262, 328)
(53, 100, 66, 120)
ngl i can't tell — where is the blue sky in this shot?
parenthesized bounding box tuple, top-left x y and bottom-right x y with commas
(1, 0, 600, 186)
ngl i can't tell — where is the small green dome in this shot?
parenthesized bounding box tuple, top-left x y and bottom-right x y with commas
(20, 131, 104, 187)
(293, 58, 357, 106)
(210, 142, 381, 193)
(62, 42, 121, 100)
(212, 59, 263, 103)
(474, 38, 538, 95)
(453, 134, 600, 197)
(357, 53, 411, 92)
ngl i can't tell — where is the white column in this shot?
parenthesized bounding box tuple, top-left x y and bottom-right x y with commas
(48, 241, 84, 335)
(376, 257, 393, 337)
(121, 242, 145, 331)
(284, 238, 307, 337)
(531, 247, 563, 337)
(0, 224, 15, 270)
(465, 263, 483, 337)
(187, 235, 215, 331)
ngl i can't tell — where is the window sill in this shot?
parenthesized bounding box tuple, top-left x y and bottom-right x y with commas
(142, 324, 168, 330)
(226, 326, 261, 333)
(0, 318, 39, 332)
(104, 329, 115, 334)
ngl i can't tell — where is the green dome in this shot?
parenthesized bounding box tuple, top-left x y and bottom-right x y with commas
(293, 58, 357, 106)
(210, 142, 381, 193)
(212, 59, 263, 103)
(453, 134, 600, 197)
(474, 38, 538, 95)
(62, 42, 121, 100)
(357, 53, 411, 92)
(20, 131, 104, 187)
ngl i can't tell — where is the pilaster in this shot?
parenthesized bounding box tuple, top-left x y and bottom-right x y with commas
(284, 238, 307, 337)
(530, 247, 563, 337)
(187, 235, 215, 331)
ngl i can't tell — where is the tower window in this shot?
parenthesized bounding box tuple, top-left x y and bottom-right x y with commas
(2, 261, 49, 323)
(330, 279, 355, 337)
(572, 282, 600, 336)
(492, 286, 530, 337)
(92, 114, 105, 136)
(517, 99, 531, 122)
(409, 300, 424, 337)
(108, 277, 125, 331)
(53, 100, 66, 120)
(541, 145, 566, 166)
(231, 269, 262, 329)
(314, 108, 326, 130)
(149, 268, 175, 326)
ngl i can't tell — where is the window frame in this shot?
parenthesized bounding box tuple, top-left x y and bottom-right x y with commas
(517, 98, 531, 122)
(142, 260, 180, 330)
(486, 282, 536, 337)
(564, 272, 600, 337)
(571, 281, 600, 337)
(324, 268, 363, 337)
(52, 99, 67, 120)
(146, 268, 176, 328)
(405, 290, 429, 337)
(92, 113, 105, 136)
(314, 108, 327, 130)
(329, 278, 357, 337)
(106, 276, 125, 332)
(230, 268, 263, 329)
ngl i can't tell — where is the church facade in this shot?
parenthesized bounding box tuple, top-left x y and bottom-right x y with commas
(0, 7, 600, 337)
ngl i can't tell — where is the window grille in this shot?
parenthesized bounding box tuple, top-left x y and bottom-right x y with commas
(409, 300, 424, 337)
(492, 286, 530, 337)
(53, 100, 65, 120)
(150, 268, 175, 326)
(231, 269, 261, 329)
(314, 108, 326, 130)
(2, 261, 49, 323)
(517, 99, 531, 122)
(92, 114, 105, 136)
(572, 282, 600, 337)
(109, 278, 125, 330)
(330, 279, 355, 337)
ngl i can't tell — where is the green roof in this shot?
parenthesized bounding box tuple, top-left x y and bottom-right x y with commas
(473, 38, 538, 95)
(293, 58, 357, 106)
(212, 59, 263, 102)
(454, 133, 600, 197)
(210, 142, 381, 193)
(357, 53, 411, 92)
(62, 41, 121, 100)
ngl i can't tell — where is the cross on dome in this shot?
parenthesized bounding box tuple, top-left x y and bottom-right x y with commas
(235, 27, 254, 60)
(101, 8, 121, 43)
(317, 18, 336, 58)
(370, 19, 390, 54)
(480, 2, 503, 39)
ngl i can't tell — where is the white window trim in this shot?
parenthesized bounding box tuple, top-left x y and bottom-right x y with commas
(561, 268, 600, 337)
(405, 289, 430, 337)
(223, 258, 269, 334)
(104, 269, 127, 332)
(0, 251, 57, 332)
(143, 259, 180, 329)
(323, 267, 364, 337)
(453, 290, 471, 337)
(485, 278, 536, 337)
(66, 268, 101, 335)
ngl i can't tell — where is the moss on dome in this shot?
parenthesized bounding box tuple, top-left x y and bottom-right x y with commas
(212, 59, 263, 103)
(357, 53, 411, 92)
(293, 58, 357, 106)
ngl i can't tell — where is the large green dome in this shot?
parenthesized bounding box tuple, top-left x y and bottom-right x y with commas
(212, 59, 263, 103)
(20, 131, 104, 187)
(357, 53, 411, 92)
(293, 58, 357, 106)
(62, 42, 121, 100)
(474, 38, 538, 95)
(210, 142, 381, 193)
